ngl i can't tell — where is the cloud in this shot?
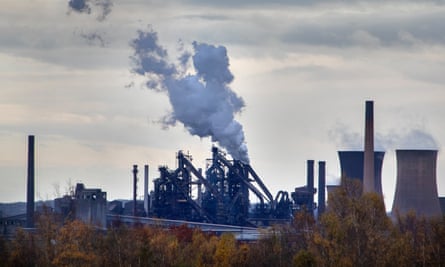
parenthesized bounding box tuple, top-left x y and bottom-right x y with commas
(130, 28, 249, 163)
(68, 0, 113, 21)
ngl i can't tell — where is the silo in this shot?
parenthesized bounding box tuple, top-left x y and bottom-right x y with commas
(392, 150, 441, 217)
(338, 151, 385, 196)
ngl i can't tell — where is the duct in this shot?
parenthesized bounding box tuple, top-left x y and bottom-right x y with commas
(318, 161, 326, 216)
(26, 135, 35, 228)
(363, 100, 375, 193)
(391, 150, 442, 218)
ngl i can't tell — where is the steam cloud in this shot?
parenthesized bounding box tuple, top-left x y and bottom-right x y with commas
(130, 28, 249, 163)
(330, 122, 439, 150)
(68, 0, 113, 21)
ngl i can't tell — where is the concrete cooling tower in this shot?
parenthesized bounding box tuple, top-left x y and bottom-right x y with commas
(392, 150, 442, 218)
(338, 151, 385, 196)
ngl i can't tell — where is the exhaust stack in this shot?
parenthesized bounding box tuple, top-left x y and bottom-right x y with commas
(26, 135, 35, 228)
(307, 160, 314, 210)
(132, 165, 138, 217)
(391, 150, 441, 218)
(318, 161, 326, 216)
(363, 100, 375, 194)
(144, 164, 149, 216)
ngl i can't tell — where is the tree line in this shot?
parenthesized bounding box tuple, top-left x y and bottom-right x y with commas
(1, 178, 444, 267)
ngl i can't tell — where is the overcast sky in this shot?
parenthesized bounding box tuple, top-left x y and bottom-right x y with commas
(1, 0, 444, 211)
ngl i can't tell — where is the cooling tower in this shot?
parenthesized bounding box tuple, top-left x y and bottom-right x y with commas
(392, 150, 442, 218)
(338, 151, 385, 196)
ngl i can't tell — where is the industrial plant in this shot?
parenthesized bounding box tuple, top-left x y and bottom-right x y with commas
(1, 101, 444, 237)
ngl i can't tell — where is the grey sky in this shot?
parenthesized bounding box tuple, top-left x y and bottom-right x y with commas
(1, 0, 444, 211)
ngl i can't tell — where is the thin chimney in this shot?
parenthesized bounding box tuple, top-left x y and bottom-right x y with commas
(363, 100, 375, 193)
(132, 165, 138, 217)
(26, 135, 35, 228)
(144, 164, 149, 217)
(318, 161, 326, 216)
(307, 160, 314, 210)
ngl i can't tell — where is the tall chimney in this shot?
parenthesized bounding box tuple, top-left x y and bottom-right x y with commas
(363, 100, 375, 193)
(307, 160, 314, 210)
(132, 165, 138, 217)
(144, 164, 149, 217)
(26, 135, 35, 228)
(318, 161, 326, 216)
(392, 150, 441, 218)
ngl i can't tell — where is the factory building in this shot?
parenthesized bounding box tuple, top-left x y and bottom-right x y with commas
(4, 100, 445, 239)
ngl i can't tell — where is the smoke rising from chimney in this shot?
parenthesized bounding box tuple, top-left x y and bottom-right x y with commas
(330, 122, 439, 150)
(130, 28, 249, 163)
(68, 0, 113, 21)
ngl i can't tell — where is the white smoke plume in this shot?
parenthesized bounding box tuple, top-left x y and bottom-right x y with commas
(329, 122, 439, 150)
(130, 28, 249, 163)
(68, 0, 113, 21)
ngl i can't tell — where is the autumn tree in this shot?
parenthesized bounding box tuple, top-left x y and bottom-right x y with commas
(213, 233, 237, 267)
(7, 228, 39, 267)
(309, 178, 392, 267)
(52, 220, 101, 267)
(394, 211, 445, 266)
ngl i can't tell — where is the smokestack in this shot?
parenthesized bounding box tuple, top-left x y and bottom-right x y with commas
(26, 135, 35, 228)
(363, 100, 375, 194)
(338, 151, 384, 196)
(144, 164, 149, 217)
(318, 161, 326, 216)
(307, 160, 314, 210)
(132, 165, 138, 217)
(392, 150, 441, 218)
